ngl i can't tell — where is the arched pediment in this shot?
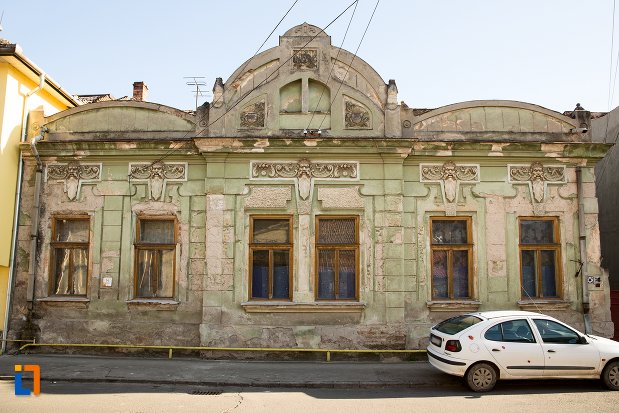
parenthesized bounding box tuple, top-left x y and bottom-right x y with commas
(412, 100, 578, 133)
(208, 23, 390, 137)
(44, 101, 195, 140)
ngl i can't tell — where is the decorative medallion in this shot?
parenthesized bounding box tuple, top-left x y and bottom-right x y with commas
(508, 162, 566, 205)
(240, 100, 266, 128)
(251, 159, 359, 202)
(129, 161, 187, 201)
(344, 97, 371, 129)
(402, 120, 412, 128)
(46, 162, 101, 201)
(420, 161, 479, 212)
(292, 49, 318, 70)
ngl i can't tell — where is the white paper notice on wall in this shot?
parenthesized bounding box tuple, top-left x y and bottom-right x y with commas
(102, 276, 113, 287)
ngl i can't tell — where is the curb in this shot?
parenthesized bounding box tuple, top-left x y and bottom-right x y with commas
(0, 376, 461, 389)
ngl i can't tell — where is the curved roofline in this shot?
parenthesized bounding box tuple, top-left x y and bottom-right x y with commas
(413, 100, 578, 127)
(224, 47, 277, 87)
(44, 100, 195, 124)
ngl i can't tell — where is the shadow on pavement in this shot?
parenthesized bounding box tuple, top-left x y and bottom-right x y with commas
(29, 379, 610, 398)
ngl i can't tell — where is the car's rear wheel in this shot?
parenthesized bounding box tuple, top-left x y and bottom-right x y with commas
(465, 362, 497, 392)
(602, 361, 619, 390)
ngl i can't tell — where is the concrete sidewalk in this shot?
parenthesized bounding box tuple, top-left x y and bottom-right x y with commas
(0, 354, 461, 389)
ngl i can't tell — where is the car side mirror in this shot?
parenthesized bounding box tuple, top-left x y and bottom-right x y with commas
(578, 336, 588, 345)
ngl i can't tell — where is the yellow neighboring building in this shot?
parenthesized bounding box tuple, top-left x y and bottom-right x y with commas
(0, 38, 78, 344)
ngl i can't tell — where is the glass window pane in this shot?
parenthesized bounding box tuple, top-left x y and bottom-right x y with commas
(484, 324, 503, 341)
(251, 250, 269, 298)
(521, 250, 537, 298)
(520, 220, 554, 244)
(541, 250, 557, 297)
(338, 250, 356, 299)
(452, 250, 469, 298)
(71, 249, 88, 295)
(140, 220, 175, 244)
(137, 250, 157, 297)
(318, 219, 356, 244)
(272, 250, 290, 299)
(318, 250, 336, 299)
(501, 319, 535, 343)
(432, 250, 448, 299)
(252, 219, 290, 244)
(533, 319, 580, 344)
(56, 219, 89, 242)
(432, 220, 468, 244)
(53, 248, 71, 294)
(435, 315, 482, 334)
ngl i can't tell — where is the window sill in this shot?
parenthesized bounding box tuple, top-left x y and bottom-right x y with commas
(38, 297, 90, 308)
(241, 301, 365, 313)
(126, 299, 179, 311)
(518, 299, 570, 311)
(426, 300, 481, 312)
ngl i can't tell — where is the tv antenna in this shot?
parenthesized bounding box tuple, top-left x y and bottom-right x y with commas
(184, 76, 209, 111)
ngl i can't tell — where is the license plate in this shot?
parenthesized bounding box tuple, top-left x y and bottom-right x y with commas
(430, 333, 442, 347)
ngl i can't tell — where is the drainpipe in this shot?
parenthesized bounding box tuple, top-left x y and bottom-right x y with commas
(576, 167, 592, 334)
(26, 132, 45, 305)
(1, 73, 46, 354)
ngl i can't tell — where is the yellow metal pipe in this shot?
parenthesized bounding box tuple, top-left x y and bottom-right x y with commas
(18, 342, 427, 359)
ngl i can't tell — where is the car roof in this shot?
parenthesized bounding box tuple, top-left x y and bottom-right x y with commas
(470, 310, 546, 320)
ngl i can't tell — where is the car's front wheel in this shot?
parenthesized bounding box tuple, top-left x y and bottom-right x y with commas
(465, 362, 497, 392)
(602, 361, 619, 390)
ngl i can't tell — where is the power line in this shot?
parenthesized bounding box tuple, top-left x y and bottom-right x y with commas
(318, 0, 381, 130)
(133, 0, 303, 169)
(151, 0, 359, 166)
(305, 0, 359, 131)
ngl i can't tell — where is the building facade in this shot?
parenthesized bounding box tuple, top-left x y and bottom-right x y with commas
(0, 39, 79, 348)
(5, 24, 614, 352)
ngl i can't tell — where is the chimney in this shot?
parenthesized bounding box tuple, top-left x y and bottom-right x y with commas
(132, 81, 149, 102)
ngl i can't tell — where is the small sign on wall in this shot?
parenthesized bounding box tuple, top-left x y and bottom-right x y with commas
(102, 276, 113, 288)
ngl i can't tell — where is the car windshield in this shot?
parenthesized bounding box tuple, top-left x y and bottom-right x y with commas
(434, 315, 482, 335)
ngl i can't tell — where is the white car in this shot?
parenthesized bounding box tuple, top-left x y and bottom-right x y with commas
(427, 310, 619, 392)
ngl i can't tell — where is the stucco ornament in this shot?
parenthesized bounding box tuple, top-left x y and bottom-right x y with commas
(344, 97, 371, 129)
(129, 161, 187, 201)
(240, 100, 265, 128)
(46, 161, 101, 201)
(509, 162, 566, 203)
(251, 159, 359, 202)
(421, 161, 479, 204)
(292, 49, 318, 70)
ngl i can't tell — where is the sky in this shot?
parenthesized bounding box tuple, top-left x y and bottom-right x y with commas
(0, 0, 615, 113)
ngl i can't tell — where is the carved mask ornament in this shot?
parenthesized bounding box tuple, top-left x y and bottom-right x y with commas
(509, 162, 565, 204)
(421, 161, 479, 204)
(47, 161, 101, 201)
(129, 162, 187, 201)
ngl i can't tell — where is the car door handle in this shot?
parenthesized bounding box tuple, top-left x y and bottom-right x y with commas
(547, 349, 556, 353)
(492, 349, 501, 352)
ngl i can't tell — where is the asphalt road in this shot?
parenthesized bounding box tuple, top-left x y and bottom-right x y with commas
(2, 380, 619, 413)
